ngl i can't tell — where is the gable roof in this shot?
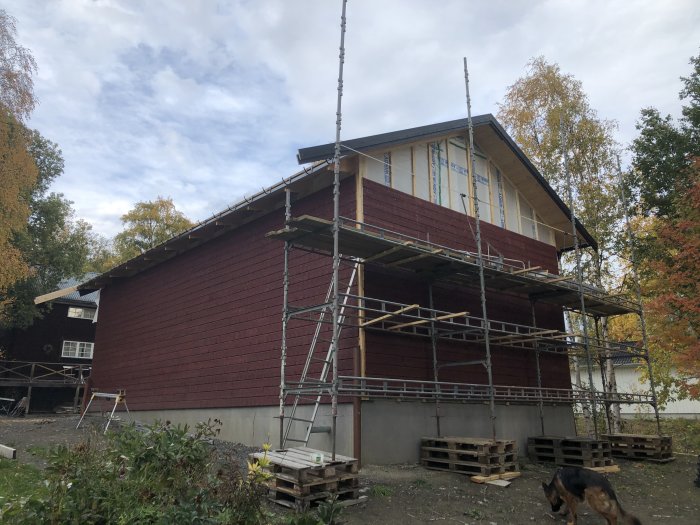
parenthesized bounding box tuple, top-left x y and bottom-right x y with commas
(76, 114, 596, 293)
(298, 114, 596, 251)
(34, 274, 100, 306)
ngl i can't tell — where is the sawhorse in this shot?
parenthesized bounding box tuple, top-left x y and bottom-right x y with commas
(76, 390, 130, 433)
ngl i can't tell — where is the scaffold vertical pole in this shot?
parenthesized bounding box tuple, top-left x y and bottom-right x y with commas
(595, 317, 613, 434)
(560, 114, 598, 438)
(616, 156, 662, 435)
(530, 300, 545, 435)
(464, 57, 497, 441)
(428, 283, 442, 437)
(279, 188, 291, 449)
(330, 0, 348, 461)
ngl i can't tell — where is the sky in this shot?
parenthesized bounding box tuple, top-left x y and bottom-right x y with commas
(8, 0, 700, 237)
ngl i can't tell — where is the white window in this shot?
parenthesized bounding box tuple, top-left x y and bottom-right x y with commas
(67, 307, 96, 320)
(62, 341, 94, 359)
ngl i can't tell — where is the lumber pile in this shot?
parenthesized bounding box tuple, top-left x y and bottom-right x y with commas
(602, 433, 673, 462)
(248, 447, 365, 510)
(420, 436, 518, 476)
(527, 436, 614, 468)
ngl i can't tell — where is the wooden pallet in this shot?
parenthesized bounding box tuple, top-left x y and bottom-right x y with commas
(248, 447, 365, 509)
(527, 436, 614, 468)
(421, 436, 516, 454)
(602, 434, 673, 461)
(420, 437, 518, 477)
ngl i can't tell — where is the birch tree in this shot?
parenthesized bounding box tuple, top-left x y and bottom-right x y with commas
(498, 57, 624, 432)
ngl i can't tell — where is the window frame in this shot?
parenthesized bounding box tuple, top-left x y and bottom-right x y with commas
(61, 340, 94, 359)
(67, 306, 96, 320)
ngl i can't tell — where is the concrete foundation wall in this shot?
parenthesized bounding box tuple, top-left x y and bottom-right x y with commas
(360, 400, 575, 464)
(123, 404, 355, 457)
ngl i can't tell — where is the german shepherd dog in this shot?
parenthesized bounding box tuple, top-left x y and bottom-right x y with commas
(542, 467, 641, 525)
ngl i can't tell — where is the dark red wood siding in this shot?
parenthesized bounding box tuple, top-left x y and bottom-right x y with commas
(361, 179, 570, 389)
(90, 179, 357, 410)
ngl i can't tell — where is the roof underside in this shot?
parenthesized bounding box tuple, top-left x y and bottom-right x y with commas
(267, 215, 636, 317)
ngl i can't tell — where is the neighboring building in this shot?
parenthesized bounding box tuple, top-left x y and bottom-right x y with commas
(578, 352, 700, 419)
(78, 115, 637, 463)
(0, 276, 98, 411)
(1, 276, 98, 364)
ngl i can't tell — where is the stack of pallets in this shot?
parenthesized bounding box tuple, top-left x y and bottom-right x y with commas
(248, 447, 365, 510)
(602, 434, 673, 462)
(527, 436, 614, 468)
(420, 436, 518, 476)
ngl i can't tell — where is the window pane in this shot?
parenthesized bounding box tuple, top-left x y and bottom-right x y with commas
(62, 340, 93, 359)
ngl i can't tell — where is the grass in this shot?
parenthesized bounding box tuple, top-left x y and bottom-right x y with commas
(369, 484, 392, 497)
(621, 417, 700, 453)
(412, 478, 430, 488)
(0, 459, 44, 503)
(576, 416, 700, 454)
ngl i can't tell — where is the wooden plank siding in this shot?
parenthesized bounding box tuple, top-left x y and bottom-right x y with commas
(361, 179, 570, 390)
(0, 302, 97, 364)
(90, 178, 358, 410)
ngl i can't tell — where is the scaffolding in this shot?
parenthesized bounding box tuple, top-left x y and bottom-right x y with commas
(275, 6, 660, 457)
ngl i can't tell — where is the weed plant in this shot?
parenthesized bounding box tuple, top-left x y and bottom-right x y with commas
(0, 420, 270, 525)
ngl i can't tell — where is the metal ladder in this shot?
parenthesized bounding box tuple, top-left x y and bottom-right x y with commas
(282, 262, 358, 448)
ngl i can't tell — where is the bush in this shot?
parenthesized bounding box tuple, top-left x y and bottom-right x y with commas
(0, 420, 270, 525)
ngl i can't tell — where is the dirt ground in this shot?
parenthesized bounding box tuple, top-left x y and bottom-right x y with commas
(1, 414, 699, 524)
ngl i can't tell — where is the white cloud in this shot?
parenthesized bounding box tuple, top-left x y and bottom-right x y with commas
(6, 0, 700, 237)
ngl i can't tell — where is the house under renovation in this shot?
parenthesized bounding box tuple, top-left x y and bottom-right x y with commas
(78, 115, 655, 464)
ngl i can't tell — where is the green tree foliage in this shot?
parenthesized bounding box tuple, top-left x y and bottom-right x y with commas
(630, 53, 700, 218)
(3, 133, 95, 329)
(84, 233, 119, 274)
(626, 52, 700, 401)
(0, 421, 270, 524)
(113, 196, 195, 261)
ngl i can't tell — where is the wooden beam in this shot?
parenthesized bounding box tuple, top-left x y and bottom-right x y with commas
(386, 249, 443, 267)
(470, 471, 521, 484)
(360, 304, 419, 328)
(389, 311, 468, 331)
(34, 285, 78, 305)
(586, 465, 620, 474)
(510, 266, 541, 275)
(542, 276, 572, 284)
(363, 242, 413, 263)
(0, 444, 17, 460)
(486, 329, 559, 343)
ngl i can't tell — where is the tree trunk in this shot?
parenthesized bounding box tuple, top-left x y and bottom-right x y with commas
(567, 311, 593, 435)
(602, 317, 622, 432)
